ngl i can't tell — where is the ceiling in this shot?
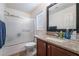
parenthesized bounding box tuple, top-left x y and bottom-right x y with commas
(6, 3, 40, 13)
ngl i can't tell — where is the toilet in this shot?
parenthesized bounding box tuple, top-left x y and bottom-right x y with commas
(25, 42, 36, 56)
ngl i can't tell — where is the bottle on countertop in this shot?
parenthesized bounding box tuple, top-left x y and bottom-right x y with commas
(64, 29, 71, 39)
(71, 31, 76, 40)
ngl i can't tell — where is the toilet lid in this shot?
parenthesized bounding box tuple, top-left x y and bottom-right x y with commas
(25, 42, 36, 47)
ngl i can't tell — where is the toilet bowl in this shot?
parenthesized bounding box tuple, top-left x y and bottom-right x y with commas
(25, 42, 36, 56)
(25, 42, 36, 49)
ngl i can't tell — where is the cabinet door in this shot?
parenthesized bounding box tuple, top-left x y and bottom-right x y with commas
(51, 45, 67, 56)
(47, 44, 77, 56)
(47, 44, 51, 56)
(37, 39, 46, 56)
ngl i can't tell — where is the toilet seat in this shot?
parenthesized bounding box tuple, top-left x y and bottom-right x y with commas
(25, 42, 36, 47)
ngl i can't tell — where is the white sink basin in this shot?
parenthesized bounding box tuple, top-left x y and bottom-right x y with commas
(46, 37, 68, 42)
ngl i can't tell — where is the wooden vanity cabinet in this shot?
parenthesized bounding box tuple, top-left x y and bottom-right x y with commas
(47, 44, 77, 56)
(37, 39, 46, 56)
(37, 38, 78, 56)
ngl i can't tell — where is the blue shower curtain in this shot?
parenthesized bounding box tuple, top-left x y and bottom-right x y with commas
(0, 20, 6, 48)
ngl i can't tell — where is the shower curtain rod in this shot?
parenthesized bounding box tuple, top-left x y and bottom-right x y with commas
(4, 10, 23, 19)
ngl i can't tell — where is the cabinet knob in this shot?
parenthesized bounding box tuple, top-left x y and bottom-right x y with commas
(48, 46, 50, 48)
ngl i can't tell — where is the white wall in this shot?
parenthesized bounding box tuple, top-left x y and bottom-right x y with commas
(32, 4, 50, 32)
(49, 4, 76, 29)
(0, 3, 5, 22)
(2, 8, 34, 55)
(31, 3, 50, 17)
(0, 3, 5, 56)
(36, 11, 46, 30)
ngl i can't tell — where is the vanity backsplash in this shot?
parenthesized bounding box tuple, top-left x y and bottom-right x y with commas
(76, 34, 79, 39)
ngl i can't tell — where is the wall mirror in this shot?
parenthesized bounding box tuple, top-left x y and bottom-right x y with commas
(47, 3, 76, 32)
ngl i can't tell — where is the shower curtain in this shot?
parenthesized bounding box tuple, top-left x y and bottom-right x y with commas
(0, 20, 6, 48)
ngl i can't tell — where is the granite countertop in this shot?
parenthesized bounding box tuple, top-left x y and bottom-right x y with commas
(35, 30, 79, 55)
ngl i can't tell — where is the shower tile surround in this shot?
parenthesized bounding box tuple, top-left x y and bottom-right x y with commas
(2, 7, 34, 55)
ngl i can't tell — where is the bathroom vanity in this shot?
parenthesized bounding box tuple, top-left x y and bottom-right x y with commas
(35, 32, 79, 56)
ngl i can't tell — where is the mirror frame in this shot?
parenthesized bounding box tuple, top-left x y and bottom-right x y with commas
(47, 3, 57, 32)
(47, 3, 76, 32)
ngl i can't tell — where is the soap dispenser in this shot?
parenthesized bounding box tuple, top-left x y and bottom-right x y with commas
(64, 29, 71, 39)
